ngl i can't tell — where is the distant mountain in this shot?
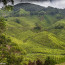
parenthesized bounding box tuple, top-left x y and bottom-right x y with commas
(13, 3, 65, 18)
(13, 3, 45, 12)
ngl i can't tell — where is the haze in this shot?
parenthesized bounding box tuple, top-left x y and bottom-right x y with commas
(0, 0, 65, 9)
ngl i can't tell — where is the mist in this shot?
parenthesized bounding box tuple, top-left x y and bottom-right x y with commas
(32, 0, 65, 9)
(14, 0, 65, 9)
(0, 0, 65, 9)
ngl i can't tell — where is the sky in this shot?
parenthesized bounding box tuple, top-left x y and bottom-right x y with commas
(0, 0, 65, 9)
(32, 0, 65, 9)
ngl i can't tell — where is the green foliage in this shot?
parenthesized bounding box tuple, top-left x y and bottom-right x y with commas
(27, 60, 43, 65)
(15, 19, 20, 24)
(0, 9, 12, 17)
(0, 35, 24, 65)
(44, 56, 56, 65)
(0, 35, 6, 44)
(6, 53, 23, 65)
(1, 3, 65, 65)
(7, 37, 11, 42)
(5, 14, 65, 64)
(19, 9, 30, 16)
(56, 14, 64, 19)
(38, 11, 45, 15)
(4, 5, 13, 11)
(0, 17, 24, 65)
(55, 24, 64, 29)
(0, 17, 6, 33)
(33, 23, 42, 32)
(36, 59, 43, 65)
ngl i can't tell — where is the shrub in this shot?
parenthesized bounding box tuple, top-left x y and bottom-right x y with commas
(44, 56, 56, 65)
(15, 19, 20, 24)
(0, 17, 6, 33)
(55, 24, 64, 29)
(36, 59, 43, 65)
(6, 53, 23, 65)
(0, 35, 6, 44)
(7, 37, 11, 42)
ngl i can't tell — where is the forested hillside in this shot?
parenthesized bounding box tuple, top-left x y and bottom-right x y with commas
(0, 3, 65, 65)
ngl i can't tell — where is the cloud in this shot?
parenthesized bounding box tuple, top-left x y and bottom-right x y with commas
(0, 0, 65, 9)
(0, 3, 3, 8)
(14, 0, 65, 9)
(32, 0, 65, 9)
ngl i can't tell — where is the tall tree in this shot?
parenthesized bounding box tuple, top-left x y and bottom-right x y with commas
(0, 0, 14, 5)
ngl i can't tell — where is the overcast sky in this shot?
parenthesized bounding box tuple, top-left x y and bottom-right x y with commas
(0, 0, 65, 9)
(32, 0, 65, 9)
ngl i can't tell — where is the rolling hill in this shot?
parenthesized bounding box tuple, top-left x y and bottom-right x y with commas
(1, 3, 65, 64)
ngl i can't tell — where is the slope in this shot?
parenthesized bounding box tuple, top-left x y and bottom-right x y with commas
(3, 3, 65, 64)
(5, 15, 65, 63)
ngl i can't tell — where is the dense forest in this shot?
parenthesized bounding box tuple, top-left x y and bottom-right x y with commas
(0, 2, 65, 65)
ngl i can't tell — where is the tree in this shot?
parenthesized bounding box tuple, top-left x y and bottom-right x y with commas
(0, 0, 14, 5)
(19, 8, 30, 16)
(0, 0, 14, 11)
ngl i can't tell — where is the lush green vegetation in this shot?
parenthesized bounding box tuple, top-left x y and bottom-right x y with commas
(0, 17, 26, 65)
(0, 3, 65, 65)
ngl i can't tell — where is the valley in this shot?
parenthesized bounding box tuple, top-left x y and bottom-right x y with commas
(0, 3, 65, 65)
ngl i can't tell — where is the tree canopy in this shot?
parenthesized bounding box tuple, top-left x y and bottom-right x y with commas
(0, 0, 14, 5)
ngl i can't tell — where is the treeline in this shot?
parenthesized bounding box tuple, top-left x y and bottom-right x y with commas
(0, 4, 65, 20)
(13, 3, 65, 17)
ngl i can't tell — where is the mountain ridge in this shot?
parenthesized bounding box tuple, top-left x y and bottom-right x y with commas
(13, 3, 45, 11)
